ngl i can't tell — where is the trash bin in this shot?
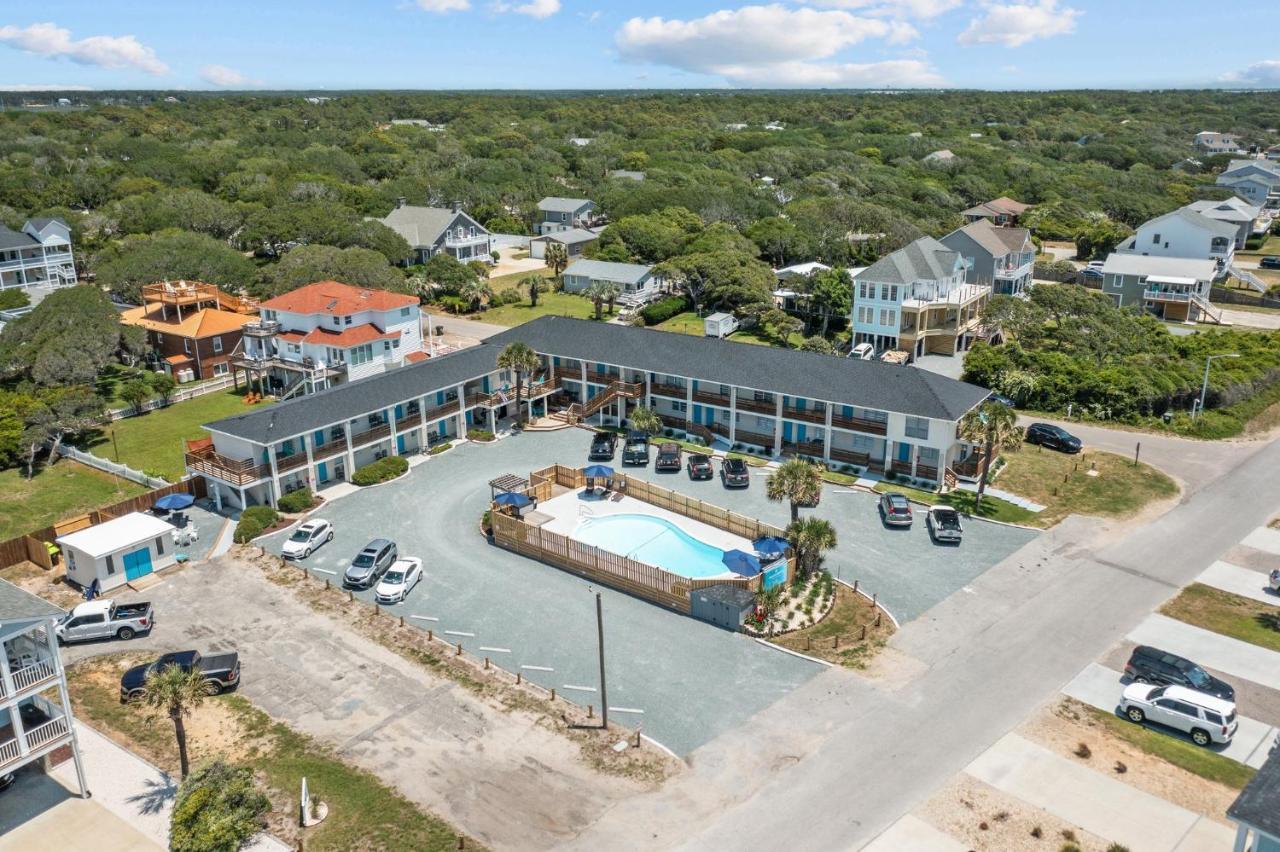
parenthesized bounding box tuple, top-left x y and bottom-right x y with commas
(1162, 411, 1173, 424)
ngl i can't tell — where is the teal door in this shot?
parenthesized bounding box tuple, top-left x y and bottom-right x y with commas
(396, 434, 406, 454)
(123, 547, 153, 581)
(316, 461, 328, 482)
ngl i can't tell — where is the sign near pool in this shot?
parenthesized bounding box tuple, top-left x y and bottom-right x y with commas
(762, 560, 788, 591)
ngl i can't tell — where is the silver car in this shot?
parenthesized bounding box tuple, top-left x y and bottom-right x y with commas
(926, 506, 963, 544)
(343, 539, 397, 589)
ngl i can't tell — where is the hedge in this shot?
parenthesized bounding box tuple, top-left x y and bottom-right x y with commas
(233, 506, 279, 543)
(277, 487, 315, 514)
(170, 761, 269, 852)
(351, 455, 408, 486)
(0, 288, 30, 311)
(466, 428, 495, 442)
(640, 294, 691, 326)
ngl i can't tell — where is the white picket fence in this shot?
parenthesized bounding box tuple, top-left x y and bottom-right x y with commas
(56, 445, 170, 488)
(104, 374, 235, 422)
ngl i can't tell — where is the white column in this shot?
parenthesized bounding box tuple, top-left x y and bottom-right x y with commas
(303, 435, 315, 491)
(773, 396, 783, 456)
(44, 623, 89, 797)
(823, 406, 833, 464)
(1232, 825, 1248, 852)
(728, 387, 737, 445)
(387, 407, 401, 456)
(454, 383, 467, 437)
(342, 422, 355, 481)
(685, 381, 694, 431)
(267, 446, 281, 508)
(644, 372, 652, 409)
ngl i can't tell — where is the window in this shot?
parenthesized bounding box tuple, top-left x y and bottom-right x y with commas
(155, 536, 165, 555)
(904, 416, 930, 439)
(183, 338, 191, 354)
(888, 285, 899, 301)
(106, 554, 116, 575)
(332, 315, 342, 326)
(858, 282, 868, 299)
(392, 337, 400, 348)
(344, 316, 352, 325)
(349, 343, 375, 366)
(1152, 233, 1160, 244)
(213, 362, 229, 376)
(879, 309, 891, 325)
(383, 340, 392, 352)
(212, 336, 223, 354)
(672, 401, 687, 413)
(756, 416, 773, 430)
(400, 307, 410, 318)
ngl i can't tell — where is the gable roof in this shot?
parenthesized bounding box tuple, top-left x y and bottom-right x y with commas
(1186, 197, 1261, 223)
(1101, 253, 1217, 280)
(120, 305, 254, 339)
(537, 197, 593, 214)
(0, 577, 64, 622)
(1137, 208, 1239, 239)
(855, 237, 963, 285)
(946, 219, 1031, 257)
(259, 281, 417, 315)
(1229, 749, 1280, 839)
(562, 259, 652, 285)
(961, 196, 1030, 219)
(205, 316, 990, 445)
(535, 228, 598, 246)
(26, 217, 67, 232)
(0, 223, 38, 251)
(378, 205, 479, 248)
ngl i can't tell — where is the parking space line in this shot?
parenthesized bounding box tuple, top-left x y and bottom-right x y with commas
(521, 665, 554, 672)
(409, 615, 439, 622)
(309, 567, 337, 575)
(444, 630, 475, 637)
(561, 684, 597, 692)
(479, 646, 511, 653)
(608, 706, 644, 714)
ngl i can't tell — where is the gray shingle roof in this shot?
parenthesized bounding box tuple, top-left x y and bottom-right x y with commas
(562, 259, 652, 285)
(205, 316, 990, 444)
(0, 224, 37, 251)
(948, 220, 1031, 257)
(535, 228, 598, 246)
(856, 237, 963, 285)
(1185, 197, 1261, 223)
(0, 577, 64, 621)
(26, 217, 66, 232)
(378, 206, 470, 249)
(1161, 208, 1240, 239)
(1228, 750, 1280, 839)
(537, 197, 592, 214)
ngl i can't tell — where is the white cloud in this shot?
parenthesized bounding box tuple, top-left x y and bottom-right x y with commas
(717, 58, 945, 87)
(617, 5, 911, 69)
(1221, 60, 1280, 87)
(494, 0, 561, 18)
(415, 0, 470, 11)
(0, 22, 168, 75)
(958, 0, 1080, 47)
(199, 64, 262, 87)
(803, 0, 964, 18)
(0, 84, 93, 91)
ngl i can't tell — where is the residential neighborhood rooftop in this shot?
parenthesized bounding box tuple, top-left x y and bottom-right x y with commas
(953, 219, 1031, 255)
(55, 512, 176, 559)
(120, 304, 254, 338)
(535, 227, 597, 245)
(1100, 254, 1218, 278)
(562, 259, 652, 284)
(961, 196, 1030, 219)
(258, 280, 418, 315)
(537, 197, 592, 213)
(855, 236, 962, 285)
(0, 576, 64, 622)
(1229, 750, 1280, 841)
(377, 204, 467, 249)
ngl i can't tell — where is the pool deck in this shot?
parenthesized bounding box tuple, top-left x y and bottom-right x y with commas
(536, 488, 752, 577)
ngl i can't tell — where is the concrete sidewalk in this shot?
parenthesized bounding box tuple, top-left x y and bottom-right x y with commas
(861, 814, 965, 851)
(1197, 560, 1280, 606)
(1242, 526, 1280, 556)
(1063, 663, 1277, 768)
(965, 733, 1234, 852)
(1128, 613, 1280, 687)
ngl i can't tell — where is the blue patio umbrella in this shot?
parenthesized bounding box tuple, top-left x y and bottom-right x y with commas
(154, 492, 195, 511)
(722, 549, 763, 577)
(493, 491, 533, 508)
(753, 535, 790, 559)
(581, 464, 615, 479)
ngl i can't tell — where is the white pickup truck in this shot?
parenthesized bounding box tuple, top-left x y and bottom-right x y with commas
(56, 599, 154, 644)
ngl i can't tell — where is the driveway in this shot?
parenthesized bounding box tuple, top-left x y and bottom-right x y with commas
(256, 428, 1031, 754)
(420, 311, 508, 344)
(1220, 307, 1280, 329)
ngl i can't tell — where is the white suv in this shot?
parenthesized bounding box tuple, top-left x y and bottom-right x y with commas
(1120, 683, 1238, 746)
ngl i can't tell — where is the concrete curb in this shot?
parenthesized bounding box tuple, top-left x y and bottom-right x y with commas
(639, 733, 683, 761)
(835, 576, 901, 630)
(752, 636, 833, 667)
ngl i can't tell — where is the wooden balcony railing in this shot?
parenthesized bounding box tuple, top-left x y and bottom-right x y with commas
(274, 452, 309, 473)
(657, 412, 687, 429)
(585, 370, 620, 385)
(828, 447, 872, 467)
(349, 422, 391, 448)
(423, 399, 461, 423)
(952, 450, 988, 478)
(830, 413, 888, 436)
(691, 389, 732, 408)
(649, 382, 686, 399)
(890, 460, 913, 476)
(312, 441, 347, 461)
(732, 427, 776, 449)
(734, 396, 775, 415)
(396, 411, 423, 431)
(916, 465, 940, 482)
(185, 447, 270, 486)
(781, 406, 826, 425)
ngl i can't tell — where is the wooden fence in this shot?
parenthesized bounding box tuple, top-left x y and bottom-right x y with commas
(0, 478, 206, 571)
(1211, 285, 1280, 310)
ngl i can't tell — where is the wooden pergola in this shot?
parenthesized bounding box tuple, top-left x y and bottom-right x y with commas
(488, 473, 528, 498)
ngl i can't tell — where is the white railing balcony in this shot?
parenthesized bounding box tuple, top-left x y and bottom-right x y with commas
(9, 660, 57, 694)
(995, 259, 1033, 278)
(41, 251, 72, 263)
(0, 737, 20, 767)
(24, 715, 70, 750)
(444, 234, 490, 248)
(1143, 288, 1202, 303)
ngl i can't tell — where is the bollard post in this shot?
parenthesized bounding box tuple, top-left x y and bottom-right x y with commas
(805, 636, 811, 651)
(875, 612, 882, 627)
(516, 672, 522, 685)
(428, 629, 433, 641)
(399, 616, 404, 627)
(484, 657, 490, 670)
(551, 688, 556, 701)
(588, 705, 593, 719)
(457, 837, 465, 851)
(860, 625, 867, 641)
(455, 642, 462, 656)
(853, 579, 859, 594)
(375, 604, 380, 617)
(324, 579, 330, 591)
(347, 590, 353, 602)
(871, 592, 877, 609)
(833, 636, 839, 649)
(1134, 441, 1141, 467)
(634, 728, 642, 748)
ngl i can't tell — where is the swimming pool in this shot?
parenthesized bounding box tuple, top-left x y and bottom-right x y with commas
(574, 513, 733, 580)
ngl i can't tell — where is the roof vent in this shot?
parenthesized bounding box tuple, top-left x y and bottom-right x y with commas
(325, 299, 338, 311)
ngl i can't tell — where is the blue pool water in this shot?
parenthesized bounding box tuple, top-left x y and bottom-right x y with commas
(574, 513, 733, 579)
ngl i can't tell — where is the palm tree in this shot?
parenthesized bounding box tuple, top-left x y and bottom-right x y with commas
(766, 458, 823, 524)
(497, 341, 541, 425)
(521, 274, 544, 308)
(142, 664, 208, 779)
(787, 517, 837, 579)
(457, 277, 491, 313)
(544, 242, 569, 276)
(584, 280, 608, 320)
(957, 401, 1023, 511)
(628, 405, 663, 437)
(600, 280, 623, 315)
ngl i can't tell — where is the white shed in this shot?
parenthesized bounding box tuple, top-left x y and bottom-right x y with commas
(704, 312, 739, 338)
(56, 512, 176, 592)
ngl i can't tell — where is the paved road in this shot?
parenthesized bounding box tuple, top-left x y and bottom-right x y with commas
(1220, 307, 1280, 329)
(568, 429, 1280, 850)
(421, 312, 509, 342)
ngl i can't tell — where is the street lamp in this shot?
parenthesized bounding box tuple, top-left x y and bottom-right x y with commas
(1194, 353, 1239, 419)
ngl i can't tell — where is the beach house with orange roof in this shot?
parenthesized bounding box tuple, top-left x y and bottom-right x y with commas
(232, 281, 424, 398)
(120, 281, 257, 382)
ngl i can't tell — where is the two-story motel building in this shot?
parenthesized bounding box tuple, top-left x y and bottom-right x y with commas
(187, 316, 992, 508)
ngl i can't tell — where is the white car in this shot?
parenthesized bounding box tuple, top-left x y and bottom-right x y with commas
(1270, 569, 1280, 593)
(373, 557, 424, 604)
(925, 506, 963, 544)
(848, 342, 874, 361)
(281, 519, 334, 559)
(1120, 683, 1237, 746)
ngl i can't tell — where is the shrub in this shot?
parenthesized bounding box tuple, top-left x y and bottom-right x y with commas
(170, 760, 269, 852)
(0, 288, 31, 310)
(1107, 845, 1131, 852)
(466, 428, 495, 442)
(1073, 742, 1091, 759)
(1031, 825, 1043, 838)
(640, 294, 691, 326)
(428, 442, 452, 455)
(351, 455, 408, 486)
(233, 505, 278, 543)
(277, 488, 315, 514)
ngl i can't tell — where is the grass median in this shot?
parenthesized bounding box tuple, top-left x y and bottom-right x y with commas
(1160, 583, 1280, 654)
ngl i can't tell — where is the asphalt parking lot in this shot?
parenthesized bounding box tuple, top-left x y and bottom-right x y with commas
(258, 428, 1036, 754)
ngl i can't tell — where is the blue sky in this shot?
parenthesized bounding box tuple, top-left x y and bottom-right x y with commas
(1, 1, 1277, 91)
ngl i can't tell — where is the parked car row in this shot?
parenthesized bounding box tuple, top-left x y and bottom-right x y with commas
(876, 493, 963, 544)
(588, 430, 757, 490)
(1120, 645, 1240, 747)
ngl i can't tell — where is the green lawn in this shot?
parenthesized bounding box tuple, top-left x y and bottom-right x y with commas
(1161, 583, 1280, 654)
(1071, 701, 1256, 790)
(654, 311, 706, 336)
(1237, 234, 1280, 257)
(0, 462, 147, 540)
(83, 389, 268, 482)
(488, 267, 554, 294)
(992, 447, 1177, 527)
(655, 311, 807, 347)
(96, 363, 230, 410)
(473, 291, 609, 326)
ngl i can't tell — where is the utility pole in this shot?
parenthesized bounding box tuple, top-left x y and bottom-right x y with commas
(1195, 353, 1239, 420)
(595, 590, 608, 730)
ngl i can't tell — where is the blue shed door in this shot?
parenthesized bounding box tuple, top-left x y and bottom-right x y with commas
(123, 547, 153, 581)
(396, 435, 406, 454)
(316, 461, 328, 482)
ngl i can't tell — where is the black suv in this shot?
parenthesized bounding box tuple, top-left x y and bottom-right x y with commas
(1259, 255, 1280, 270)
(655, 442, 682, 471)
(1025, 422, 1082, 453)
(1124, 645, 1235, 701)
(588, 431, 617, 460)
(721, 457, 750, 488)
(687, 454, 714, 480)
(622, 430, 649, 466)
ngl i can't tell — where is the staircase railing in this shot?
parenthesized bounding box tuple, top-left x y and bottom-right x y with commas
(1230, 264, 1268, 294)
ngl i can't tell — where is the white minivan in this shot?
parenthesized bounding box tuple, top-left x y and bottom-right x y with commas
(849, 342, 875, 361)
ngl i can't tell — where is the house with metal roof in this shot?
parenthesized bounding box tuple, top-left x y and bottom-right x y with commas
(376, 200, 493, 265)
(535, 197, 596, 235)
(561, 259, 662, 307)
(1099, 253, 1222, 324)
(1216, 159, 1280, 210)
(941, 219, 1035, 296)
(187, 315, 992, 509)
(1185, 197, 1263, 249)
(0, 217, 76, 291)
(852, 237, 994, 360)
(0, 578, 87, 796)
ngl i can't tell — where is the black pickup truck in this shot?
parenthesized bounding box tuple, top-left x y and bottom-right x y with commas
(588, 431, 617, 460)
(120, 650, 241, 702)
(621, 430, 650, 466)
